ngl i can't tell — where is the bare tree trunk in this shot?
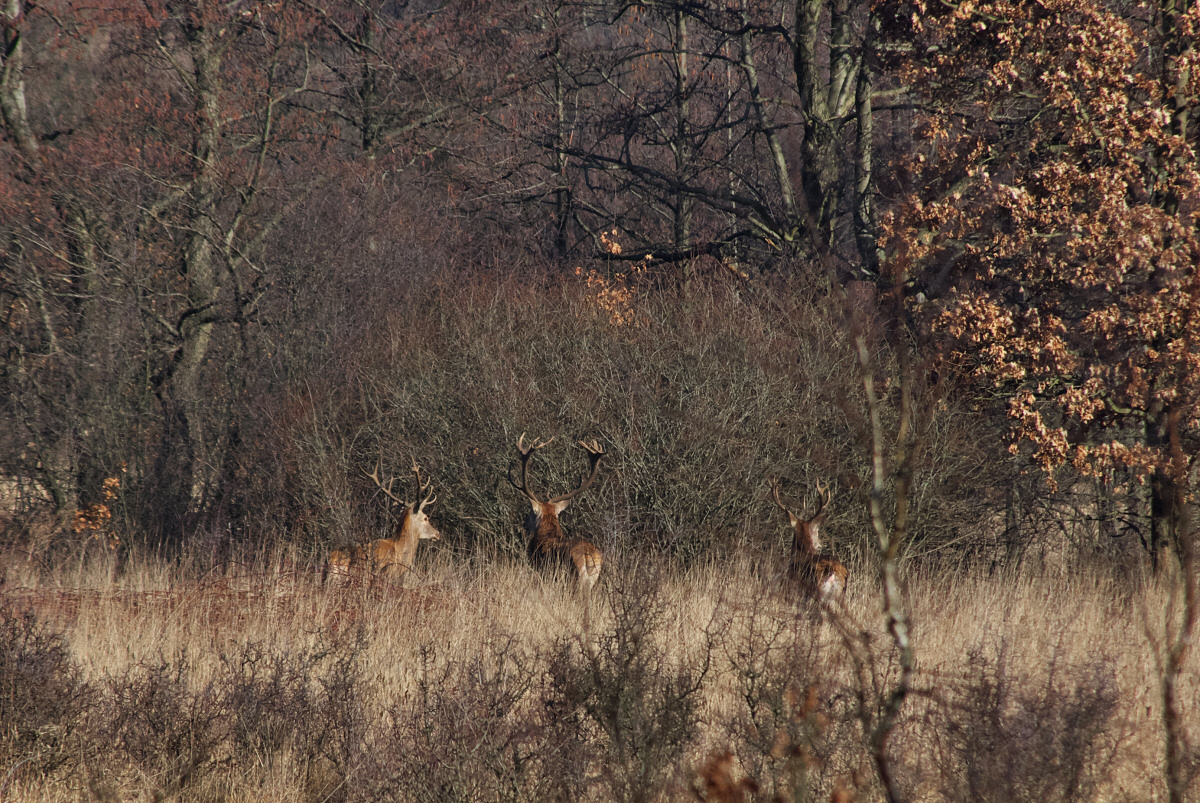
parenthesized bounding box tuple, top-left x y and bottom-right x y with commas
(671, 8, 693, 254)
(152, 15, 228, 531)
(553, 18, 572, 257)
(359, 11, 381, 154)
(808, 196, 916, 803)
(1147, 408, 1181, 572)
(1148, 0, 1194, 576)
(854, 321, 915, 803)
(1, 1, 110, 520)
(854, 33, 879, 275)
(738, 20, 796, 240)
(0, 0, 39, 162)
(795, 0, 848, 246)
(1163, 409, 1197, 803)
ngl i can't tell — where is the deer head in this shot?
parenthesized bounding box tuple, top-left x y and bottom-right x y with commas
(364, 455, 441, 543)
(770, 477, 830, 553)
(508, 434, 605, 523)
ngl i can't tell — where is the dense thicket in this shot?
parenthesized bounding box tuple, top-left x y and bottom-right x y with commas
(1, 0, 1196, 576)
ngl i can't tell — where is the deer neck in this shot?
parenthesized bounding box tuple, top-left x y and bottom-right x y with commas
(532, 503, 569, 545)
(382, 509, 415, 555)
(795, 522, 822, 554)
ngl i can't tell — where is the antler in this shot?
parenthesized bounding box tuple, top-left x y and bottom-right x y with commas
(411, 458, 437, 512)
(508, 433, 554, 504)
(546, 439, 606, 504)
(770, 477, 831, 522)
(364, 455, 438, 511)
(364, 455, 408, 507)
(769, 477, 795, 517)
(812, 479, 831, 521)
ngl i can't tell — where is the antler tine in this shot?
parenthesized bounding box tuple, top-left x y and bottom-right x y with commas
(769, 477, 794, 515)
(411, 457, 431, 493)
(578, 439, 605, 458)
(517, 432, 554, 456)
(409, 458, 437, 512)
(363, 455, 408, 506)
(546, 438, 606, 504)
(364, 455, 381, 484)
(812, 479, 831, 519)
(509, 434, 545, 504)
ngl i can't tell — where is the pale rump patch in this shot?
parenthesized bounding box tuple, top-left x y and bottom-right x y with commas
(820, 571, 846, 602)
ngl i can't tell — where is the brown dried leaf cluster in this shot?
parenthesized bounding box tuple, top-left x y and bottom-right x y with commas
(889, 0, 1200, 487)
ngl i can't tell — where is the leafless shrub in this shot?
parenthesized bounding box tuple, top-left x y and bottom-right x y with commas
(95, 625, 371, 801)
(0, 605, 94, 785)
(355, 635, 547, 803)
(299, 625, 374, 799)
(221, 642, 325, 769)
(932, 643, 1124, 802)
(103, 655, 231, 799)
(546, 565, 711, 803)
(717, 602, 859, 801)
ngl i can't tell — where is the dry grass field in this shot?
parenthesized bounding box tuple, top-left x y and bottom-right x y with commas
(2, 547, 1193, 803)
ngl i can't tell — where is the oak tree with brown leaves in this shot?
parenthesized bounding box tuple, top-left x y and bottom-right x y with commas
(889, 0, 1199, 567)
(887, 3, 1198, 799)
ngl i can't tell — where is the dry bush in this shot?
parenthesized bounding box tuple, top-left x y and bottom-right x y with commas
(715, 600, 861, 802)
(0, 606, 95, 786)
(305, 625, 374, 791)
(355, 635, 552, 803)
(221, 633, 369, 775)
(929, 643, 1125, 803)
(247, 261, 1001, 574)
(545, 565, 710, 803)
(92, 625, 372, 801)
(102, 655, 232, 799)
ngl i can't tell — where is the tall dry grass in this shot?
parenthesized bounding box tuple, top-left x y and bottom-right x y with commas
(1, 547, 1192, 802)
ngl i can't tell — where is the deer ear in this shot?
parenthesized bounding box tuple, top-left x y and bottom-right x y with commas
(553, 499, 571, 515)
(788, 512, 800, 529)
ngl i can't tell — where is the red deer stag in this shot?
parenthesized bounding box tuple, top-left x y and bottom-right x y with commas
(324, 458, 441, 586)
(508, 434, 605, 593)
(770, 478, 848, 603)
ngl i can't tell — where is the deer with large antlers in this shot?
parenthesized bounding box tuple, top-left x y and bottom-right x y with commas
(324, 458, 441, 586)
(770, 478, 848, 603)
(508, 434, 606, 593)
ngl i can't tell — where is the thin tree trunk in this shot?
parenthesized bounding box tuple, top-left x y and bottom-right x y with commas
(553, 18, 572, 257)
(1163, 409, 1197, 803)
(1147, 410, 1179, 572)
(154, 16, 228, 530)
(739, 19, 796, 240)
(854, 35, 879, 274)
(672, 8, 693, 254)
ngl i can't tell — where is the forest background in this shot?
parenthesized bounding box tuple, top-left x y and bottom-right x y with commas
(2, 0, 1200, 801)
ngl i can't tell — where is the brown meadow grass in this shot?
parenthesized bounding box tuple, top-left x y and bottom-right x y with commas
(1, 545, 1193, 803)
